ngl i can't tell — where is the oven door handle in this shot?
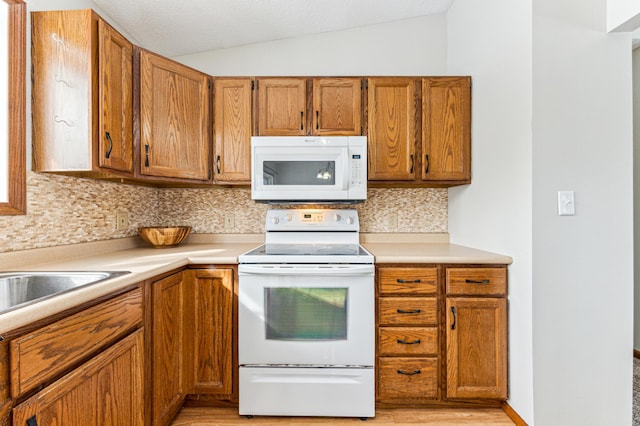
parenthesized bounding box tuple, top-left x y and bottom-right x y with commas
(239, 265, 374, 276)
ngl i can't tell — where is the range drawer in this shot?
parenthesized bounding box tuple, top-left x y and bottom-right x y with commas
(378, 267, 437, 295)
(377, 357, 438, 399)
(10, 287, 143, 397)
(378, 297, 437, 326)
(378, 327, 437, 356)
(446, 267, 507, 296)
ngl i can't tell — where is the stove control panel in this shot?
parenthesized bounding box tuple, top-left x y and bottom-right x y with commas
(265, 209, 359, 232)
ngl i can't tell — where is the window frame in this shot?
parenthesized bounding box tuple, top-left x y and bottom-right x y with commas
(0, 0, 26, 215)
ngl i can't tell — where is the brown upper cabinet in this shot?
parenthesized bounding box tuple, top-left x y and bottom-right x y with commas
(366, 77, 471, 187)
(256, 78, 306, 136)
(256, 77, 362, 136)
(139, 50, 212, 182)
(213, 78, 253, 184)
(32, 9, 134, 177)
(367, 78, 418, 181)
(422, 77, 471, 183)
(312, 78, 362, 135)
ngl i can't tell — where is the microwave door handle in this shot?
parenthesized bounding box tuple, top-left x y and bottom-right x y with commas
(342, 152, 350, 189)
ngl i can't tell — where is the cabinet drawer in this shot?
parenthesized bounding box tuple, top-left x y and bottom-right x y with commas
(378, 267, 437, 295)
(10, 288, 143, 397)
(377, 357, 438, 399)
(378, 327, 437, 356)
(378, 297, 437, 326)
(446, 268, 506, 296)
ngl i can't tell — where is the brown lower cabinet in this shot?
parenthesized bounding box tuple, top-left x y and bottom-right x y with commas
(12, 330, 144, 426)
(3, 262, 505, 425)
(376, 264, 508, 406)
(148, 267, 235, 426)
(4, 287, 144, 425)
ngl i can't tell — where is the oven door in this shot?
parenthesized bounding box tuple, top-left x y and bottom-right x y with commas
(238, 264, 374, 367)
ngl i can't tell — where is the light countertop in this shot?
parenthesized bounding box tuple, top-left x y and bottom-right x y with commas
(0, 234, 511, 335)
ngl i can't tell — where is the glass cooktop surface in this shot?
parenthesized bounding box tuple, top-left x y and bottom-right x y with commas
(243, 244, 367, 257)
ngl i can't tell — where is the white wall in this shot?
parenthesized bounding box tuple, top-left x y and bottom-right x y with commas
(446, 0, 534, 423)
(635, 47, 640, 350)
(608, 0, 640, 32)
(533, 0, 633, 424)
(174, 15, 447, 76)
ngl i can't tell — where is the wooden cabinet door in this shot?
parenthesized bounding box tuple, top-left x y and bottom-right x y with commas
(98, 19, 133, 173)
(140, 50, 211, 181)
(312, 78, 362, 135)
(190, 269, 234, 395)
(257, 78, 306, 136)
(31, 10, 134, 178)
(12, 329, 144, 426)
(214, 78, 252, 183)
(31, 10, 94, 172)
(151, 272, 189, 426)
(445, 297, 507, 399)
(422, 77, 471, 183)
(367, 78, 418, 180)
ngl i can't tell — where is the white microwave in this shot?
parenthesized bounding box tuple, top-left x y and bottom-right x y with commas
(251, 136, 367, 203)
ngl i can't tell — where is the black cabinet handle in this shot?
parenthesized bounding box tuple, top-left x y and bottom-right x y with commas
(397, 309, 421, 314)
(465, 279, 490, 284)
(300, 111, 304, 130)
(316, 110, 319, 130)
(216, 155, 221, 174)
(105, 132, 113, 159)
(27, 416, 38, 426)
(144, 144, 150, 167)
(397, 339, 421, 345)
(425, 154, 430, 174)
(410, 154, 414, 173)
(397, 278, 421, 283)
(451, 306, 457, 330)
(397, 369, 421, 376)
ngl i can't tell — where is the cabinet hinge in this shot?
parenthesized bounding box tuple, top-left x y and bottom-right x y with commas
(365, 80, 368, 90)
(251, 80, 255, 90)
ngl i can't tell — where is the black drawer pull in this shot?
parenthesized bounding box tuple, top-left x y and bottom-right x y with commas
(397, 278, 421, 283)
(451, 306, 457, 330)
(465, 279, 490, 284)
(397, 369, 421, 376)
(397, 309, 421, 314)
(105, 131, 113, 158)
(397, 339, 421, 345)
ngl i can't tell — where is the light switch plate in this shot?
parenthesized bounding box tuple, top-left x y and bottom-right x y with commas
(557, 191, 575, 216)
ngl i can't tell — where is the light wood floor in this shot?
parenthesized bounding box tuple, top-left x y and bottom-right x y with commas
(171, 407, 516, 425)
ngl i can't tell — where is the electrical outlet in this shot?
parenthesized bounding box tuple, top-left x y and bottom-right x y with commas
(224, 212, 235, 229)
(116, 211, 129, 230)
(386, 212, 398, 230)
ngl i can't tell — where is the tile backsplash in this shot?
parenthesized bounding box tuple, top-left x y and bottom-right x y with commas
(0, 172, 448, 253)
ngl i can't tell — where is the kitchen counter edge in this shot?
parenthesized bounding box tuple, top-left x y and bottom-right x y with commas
(0, 240, 511, 335)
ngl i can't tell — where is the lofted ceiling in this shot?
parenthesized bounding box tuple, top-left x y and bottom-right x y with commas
(91, 0, 455, 57)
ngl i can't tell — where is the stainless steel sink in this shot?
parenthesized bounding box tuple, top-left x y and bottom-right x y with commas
(0, 271, 130, 314)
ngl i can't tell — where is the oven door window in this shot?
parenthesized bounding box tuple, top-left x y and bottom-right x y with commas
(264, 287, 347, 340)
(263, 160, 336, 186)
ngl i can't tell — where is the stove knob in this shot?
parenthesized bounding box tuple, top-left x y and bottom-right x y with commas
(347, 216, 355, 225)
(333, 213, 342, 222)
(286, 214, 293, 222)
(271, 217, 280, 225)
